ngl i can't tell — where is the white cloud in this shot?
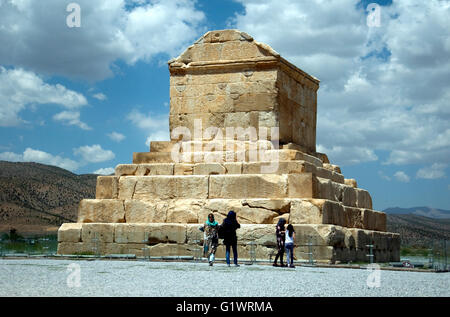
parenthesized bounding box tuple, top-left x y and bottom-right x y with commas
(145, 130, 170, 147)
(0, 151, 24, 162)
(378, 171, 391, 181)
(317, 144, 377, 166)
(0, 0, 206, 80)
(127, 109, 168, 130)
(0, 67, 87, 126)
(53, 111, 91, 130)
(93, 167, 115, 175)
(107, 132, 126, 142)
(0, 148, 79, 171)
(93, 93, 107, 101)
(394, 171, 410, 183)
(234, 0, 450, 169)
(127, 109, 169, 146)
(416, 163, 447, 180)
(73, 144, 115, 163)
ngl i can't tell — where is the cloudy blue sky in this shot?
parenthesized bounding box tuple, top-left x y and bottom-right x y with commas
(0, 0, 449, 211)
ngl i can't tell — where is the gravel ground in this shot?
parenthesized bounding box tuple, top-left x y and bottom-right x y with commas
(0, 259, 448, 297)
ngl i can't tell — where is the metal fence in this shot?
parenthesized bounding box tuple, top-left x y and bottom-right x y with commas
(399, 239, 449, 272)
(428, 240, 448, 272)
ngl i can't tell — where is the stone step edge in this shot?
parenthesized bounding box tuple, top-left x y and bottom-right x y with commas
(150, 141, 335, 168)
(132, 149, 324, 167)
(113, 161, 345, 184)
(58, 222, 399, 248)
(56, 241, 400, 263)
(76, 197, 384, 231)
(95, 173, 369, 210)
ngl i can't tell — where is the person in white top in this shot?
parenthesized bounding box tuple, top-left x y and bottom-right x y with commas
(285, 224, 296, 268)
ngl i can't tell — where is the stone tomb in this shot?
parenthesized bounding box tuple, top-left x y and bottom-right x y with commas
(57, 30, 400, 263)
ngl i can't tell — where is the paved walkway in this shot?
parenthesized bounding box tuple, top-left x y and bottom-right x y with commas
(0, 259, 448, 297)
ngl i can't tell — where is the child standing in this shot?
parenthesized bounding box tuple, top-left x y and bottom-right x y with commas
(285, 224, 295, 268)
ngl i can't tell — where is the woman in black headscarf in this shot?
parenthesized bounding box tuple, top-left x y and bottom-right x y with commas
(273, 218, 286, 267)
(221, 210, 240, 267)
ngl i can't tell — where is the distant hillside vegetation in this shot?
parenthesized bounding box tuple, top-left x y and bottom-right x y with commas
(0, 161, 97, 235)
(384, 206, 450, 219)
(386, 214, 450, 247)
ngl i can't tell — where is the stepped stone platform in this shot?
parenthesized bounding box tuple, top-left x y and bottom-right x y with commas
(57, 30, 400, 263)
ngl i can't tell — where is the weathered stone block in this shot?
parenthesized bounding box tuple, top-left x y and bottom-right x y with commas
(148, 243, 196, 257)
(209, 174, 288, 199)
(96, 176, 118, 199)
(290, 200, 323, 224)
(313, 152, 330, 164)
(294, 245, 335, 263)
(324, 163, 341, 174)
(133, 152, 173, 164)
(119, 176, 209, 200)
(330, 201, 346, 227)
(114, 223, 147, 244)
(287, 173, 316, 198)
(150, 141, 175, 153)
(361, 209, 378, 230)
(375, 211, 387, 232)
(115, 164, 138, 176)
(77, 199, 125, 223)
(348, 228, 371, 249)
(81, 223, 115, 243)
(331, 172, 345, 184)
(174, 163, 194, 175)
(202, 199, 278, 224)
(223, 162, 243, 174)
(344, 178, 357, 188)
(193, 163, 226, 175)
(242, 161, 309, 175)
(167, 199, 204, 223)
(316, 177, 333, 201)
(342, 184, 357, 207)
(58, 223, 82, 243)
(314, 167, 333, 181)
(241, 199, 291, 214)
(115, 223, 186, 244)
(124, 200, 168, 223)
(186, 224, 206, 244)
(135, 163, 174, 176)
(356, 188, 372, 209)
(344, 207, 363, 229)
(235, 224, 277, 246)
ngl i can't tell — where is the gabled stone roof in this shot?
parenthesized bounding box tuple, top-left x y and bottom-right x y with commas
(168, 29, 319, 86)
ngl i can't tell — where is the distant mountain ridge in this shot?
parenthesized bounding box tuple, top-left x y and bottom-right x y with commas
(383, 206, 450, 219)
(0, 161, 97, 235)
